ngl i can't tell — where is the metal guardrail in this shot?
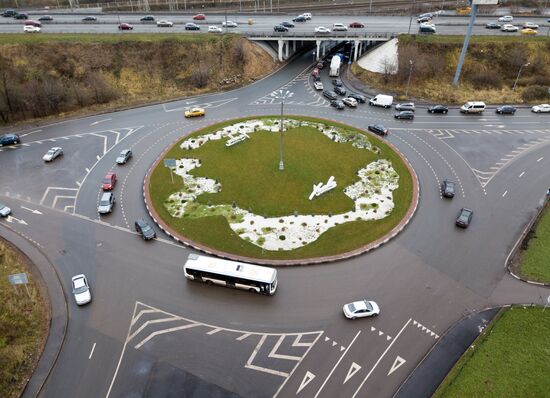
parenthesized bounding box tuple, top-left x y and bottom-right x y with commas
(244, 31, 396, 39)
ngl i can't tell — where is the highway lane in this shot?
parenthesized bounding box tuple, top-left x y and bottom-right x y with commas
(2, 46, 550, 397)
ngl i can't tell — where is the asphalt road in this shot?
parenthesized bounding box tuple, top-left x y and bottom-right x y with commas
(1, 46, 550, 398)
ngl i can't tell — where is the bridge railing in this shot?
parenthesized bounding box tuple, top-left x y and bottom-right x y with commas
(243, 31, 397, 39)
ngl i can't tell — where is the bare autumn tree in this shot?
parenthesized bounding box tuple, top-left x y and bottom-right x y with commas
(190, 61, 209, 88)
(379, 56, 397, 85)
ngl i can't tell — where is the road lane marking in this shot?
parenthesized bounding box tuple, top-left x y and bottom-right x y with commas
(313, 331, 361, 398)
(20, 129, 42, 137)
(90, 118, 112, 126)
(89, 343, 96, 359)
(297, 371, 315, 394)
(519, 172, 525, 178)
(207, 328, 222, 335)
(502, 190, 508, 197)
(352, 318, 412, 398)
(388, 356, 406, 376)
(344, 362, 362, 384)
(237, 333, 251, 341)
(537, 157, 544, 162)
(134, 324, 200, 350)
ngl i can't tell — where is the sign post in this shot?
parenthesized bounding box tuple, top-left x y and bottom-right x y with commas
(8, 272, 30, 297)
(163, 159, 177, 184)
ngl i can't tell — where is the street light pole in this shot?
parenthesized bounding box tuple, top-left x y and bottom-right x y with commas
(405, 59, 413, 98)
(279, 101, 284, 171)
(512, 62, 530, 91)
(407, 0, 416, 34)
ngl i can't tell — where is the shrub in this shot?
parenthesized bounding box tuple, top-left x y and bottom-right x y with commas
(522, 85, 550, 102)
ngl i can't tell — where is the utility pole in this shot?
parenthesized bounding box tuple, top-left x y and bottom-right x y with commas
(405, 60, 413, 98)
(512, 63, 530, 91)
(407, 0, 416, 34)
(453, 1, 483, 86)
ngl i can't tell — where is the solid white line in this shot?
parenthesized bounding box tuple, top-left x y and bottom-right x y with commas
(352, 318, 412, 398)
(502, 190, 508, 197)
(89, 342, 96, 359)
(537, 157, 544, 162)
(314, 331, 361, 398)
(20, 129, 42, 137)
(518, 171, 525, 178)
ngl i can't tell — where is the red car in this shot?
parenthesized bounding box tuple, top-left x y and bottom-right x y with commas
(349, 22, 365, 28)
(118, 23, 133, 30)
(102, 172, 117, 191)
(25, 20, 42, 27)
(193, 14, 206, 20)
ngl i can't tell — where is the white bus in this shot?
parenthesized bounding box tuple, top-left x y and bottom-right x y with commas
(183, 253, 278, 295)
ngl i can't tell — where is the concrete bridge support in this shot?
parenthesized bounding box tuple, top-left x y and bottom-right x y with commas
(353, 40, 359, 62)
(278, 39, 284, 62)
(285, 40, 289, 58)
(316, 40, 321, 61)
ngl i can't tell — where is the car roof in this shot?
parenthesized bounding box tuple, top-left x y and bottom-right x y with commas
(101, 192, 113, 199)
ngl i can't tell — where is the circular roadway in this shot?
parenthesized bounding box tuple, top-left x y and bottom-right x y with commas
(1, 36, 550, 398)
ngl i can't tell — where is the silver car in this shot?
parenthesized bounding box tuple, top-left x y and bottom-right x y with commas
(71, 274, 92, 305)
(0, 203, 11, 217)
(43, 147, 63, 162)
(395, 102, 415, 111)
(116, 149, 132, 164)
(98, 192, 115, 214)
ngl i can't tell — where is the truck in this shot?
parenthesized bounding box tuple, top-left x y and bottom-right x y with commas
(368, 94, 393, 108)
(329, 55, 341, 77)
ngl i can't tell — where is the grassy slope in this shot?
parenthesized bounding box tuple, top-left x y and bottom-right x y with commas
(434, 307, 550, 398)
(519, 204, 550, 282)
(149, 116, 413, 260)
(0, 33, 219, 44)
(0, 240, 48, 398)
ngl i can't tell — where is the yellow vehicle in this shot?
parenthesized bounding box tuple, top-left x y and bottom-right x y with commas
(184, 107, 206, 118)
(521, 28, 537, 35)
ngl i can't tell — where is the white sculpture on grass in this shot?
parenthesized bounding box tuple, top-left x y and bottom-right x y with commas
(309, 176, 337, 200)
(225, 132, 250, 147)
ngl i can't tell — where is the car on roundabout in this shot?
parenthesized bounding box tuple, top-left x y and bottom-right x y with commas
(116, 149, 132, 164)
(531, 104, 550, 113)
(428, 104, 448, 114)
(135, 219, 157, 240)
(185, 22, 200, 30)
(193, 13, 206, 20)
(348, 93, 366, 103)
(501, 24, 518, 32)
(323, 90, 337, 100)
(496, 105, 516, 114)
(222, 20, 238, 28)
(313, 81, 323, 90)
(98, 192, 115, 214)
(394, 111, 414, 120)
(314, 26, 331, 34)
(456, 208, 473, 228)
(334, 86, 346, 96)
(330, 100, 345, 110)
(43, 147, 63, 162)
(208, 25, 222, 33)
(118, 23, 133, 30)
(102, 172, 117, 191)
(342, 97, 357, 107)
(185, 107, 205, 118)
(367, 123, 388, 136)
(71, 274, 92, 305)
(442, 179, 455, 198)
(23, 25, 41, 33)
(0, 203, 11, 217)
(332, 78, 343, 87)
(157, 20, 173, 27)
(343, 300, 380, 319)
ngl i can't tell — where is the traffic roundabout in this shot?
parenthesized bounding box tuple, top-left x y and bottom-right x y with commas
(144, 116, 418, 264)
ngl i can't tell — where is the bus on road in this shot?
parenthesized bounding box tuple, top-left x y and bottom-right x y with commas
(183, 253, 278, 295)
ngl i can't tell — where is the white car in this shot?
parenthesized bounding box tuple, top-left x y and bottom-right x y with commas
(342, 97, 358, 107)
(208, 25, 222, 33)
(498, 15, 513, 22)
(156, 20, 173, 27)
(420, 22, 436, 29)
(116, 149, 132, 164)
(71, 274, 92, 305)
(313, 81, 323, 90)
(43, 147, 63, 162)
(302, 13, 312, 20)
(522, 22, 539, 29)
(98, 192, 115, 214)
(343, 300, 380, 319)
(222, 20, 238, 28)
(531, 104, 550, 113)
(315, 26, 331, 34)
(332, 23, 348, 31)
(0, 203, 11, 217)
(501, 24, 518, 32)
(23, 25, 41, 33)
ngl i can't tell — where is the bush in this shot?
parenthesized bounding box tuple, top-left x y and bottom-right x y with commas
(522, 85, 550, 102)
(469, 69, 502, 89)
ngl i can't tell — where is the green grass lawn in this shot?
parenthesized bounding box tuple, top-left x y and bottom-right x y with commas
(0, 240, 48, 398)
(149, 116, 413, 260)
(519, 204, 550, 282)
(434, 306, 550, 398)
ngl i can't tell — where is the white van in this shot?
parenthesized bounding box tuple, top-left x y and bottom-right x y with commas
(369, 94, 393, 109)
(460, 101, 486, 114)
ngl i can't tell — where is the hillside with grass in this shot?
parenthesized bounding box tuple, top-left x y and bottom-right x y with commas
(0, 34, 277, 125)
(352, 35, 550, 104)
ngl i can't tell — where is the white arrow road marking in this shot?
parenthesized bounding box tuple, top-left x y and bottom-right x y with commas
(90, 118, 111, 126)
(297, 371, 315, 395)
(344, 362, 362, 384)
(20, 206, 42, 215)
(388, 356, 406, 376)
(6, 216, 28, 225)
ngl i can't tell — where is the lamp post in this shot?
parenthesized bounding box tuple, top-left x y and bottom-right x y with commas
(405, 59, 413, 98)
(407, 0, 416, 34)
(272, 90, 293, 171)
(512, 62, 530, 91)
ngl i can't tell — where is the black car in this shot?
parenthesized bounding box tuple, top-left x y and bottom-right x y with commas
(0, 133, 20, 146)
(394, 111, 415, 120)
(368, 124, 388, 136)
(2, 9, 17, 17)
(334, 86, 347, 96)
(348, 93, 366, 103)
(38, 15, 53, 21)
(323, 90, 337, 100)
(485, 22, 501, 29)
(14, 13, 28, 20)
(330, 100, 345, 110)
(292, 16, 306, 22)
(417, 16, 432, 23)
(332, 78, 343, 87)
(273, 25, 288, 32)
(135, 219, 157, 240)
(427, 104, 448, 114)
(442, 179, 455, 198)
(82, 16, 97, 21)
(496, 105, 516, 115)
(280, 21, 295, 28)
(140, 15, 155, 21)
(455, 208, 473, 228)
(185, 23, 200, 30)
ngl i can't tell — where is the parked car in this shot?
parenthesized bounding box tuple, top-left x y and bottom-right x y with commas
(342, 97, 358, 107)
(222, 20, 237, 28)
(521, 28, 537, 35)
(71, 274, 91, 305)
(368, 124, 388, 136)
(43, 147, 63, 162)
(82, 16, 97, 22)
(140, 15, 155, 21)
(0, 203, 11, 217)
(313, 81, 323, 90)
(14, 13, 28, 20)
(98, 192, 115, 214)
(498, 15, 513, 22)
(0, 133, 20, 145)
(332, 23, 347, 31)
(395, 102, 415, 111)
(185, 107, 205, 118)
(394, 111, 415, 120)
(531, 104, 550, 113)
(292, 15, 306, 22)
(501, 24, 518, 32)
(485, 22, 501, 29)
(116, 149, 132, 164)
(522, 22, 538, 29)
(349, 22, 364, 28)
(185, 22, 200, 30)
(428, 104, 448, 114)
(102, 172, 117, 191)
(496, 105, 516, 114)
(23, 25, 40, 33)
(135, 219, 157, 240)
(274, 24, 288, 32)
(442, 179, 455, 198)
(455, 208, 473, 228)
(38, 15, 53, 21)
(118, 23, 133, 30)
(25, 19, 41, 27)
(193, 13, 206, 20)
(330, 100, 345, 110)
(314, 26, 331, 34)
(323, 90, 337, 100)
(280, 21, 294, 28)
(208, 25, 222, 33)
(332, 78, 343, 87)
(348, 93, 366, 103)
(156, 20, 173, 27)
(334, 86, 347, 96)
(343, 300, 380, 319)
